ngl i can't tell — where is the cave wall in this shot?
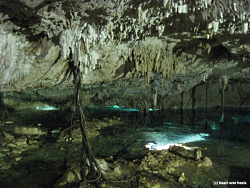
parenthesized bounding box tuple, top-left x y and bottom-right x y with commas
(2, 81, 250, 110)
(1, 0, 250, 109)
(171, 82, 250, 108)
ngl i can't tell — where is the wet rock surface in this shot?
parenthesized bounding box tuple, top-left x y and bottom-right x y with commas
(1, 106, 250, 187)
(0, 115, 231, 188)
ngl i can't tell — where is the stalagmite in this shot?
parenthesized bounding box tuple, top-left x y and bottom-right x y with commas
(153, 89, 157, 107)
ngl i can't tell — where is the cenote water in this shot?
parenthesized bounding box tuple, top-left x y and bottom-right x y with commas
(1, 107, 250, 187)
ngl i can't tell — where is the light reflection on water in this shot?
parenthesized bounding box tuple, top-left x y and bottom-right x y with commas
(138, 108, 250, 187)
(2, 106, 250, 187)
(145, 133, 209, 150)
(7, 107, 250, 143)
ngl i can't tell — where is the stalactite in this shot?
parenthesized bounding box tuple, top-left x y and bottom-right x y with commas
(153, 89, 157, 107)
(219, 76, 229, 123)
(205, 83, 208, 130)
(181, 92, 184, 125)
(192, 86, 196, 111)
(221, 83, 225, 124)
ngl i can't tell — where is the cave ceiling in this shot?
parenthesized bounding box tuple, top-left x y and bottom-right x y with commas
(1, 0, 250, 109)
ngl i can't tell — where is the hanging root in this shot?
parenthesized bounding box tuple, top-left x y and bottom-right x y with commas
(71, 59, 107, 185)
(58, 48, 107, 188)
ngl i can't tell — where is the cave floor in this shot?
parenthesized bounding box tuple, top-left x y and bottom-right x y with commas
(0, 107, 250, 188)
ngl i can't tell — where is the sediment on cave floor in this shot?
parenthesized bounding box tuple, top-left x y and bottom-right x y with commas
(1, 107, 250, 188)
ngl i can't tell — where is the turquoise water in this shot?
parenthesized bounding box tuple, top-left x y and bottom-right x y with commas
(1, 106, 250, 187)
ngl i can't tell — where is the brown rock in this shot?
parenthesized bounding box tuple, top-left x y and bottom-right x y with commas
(197, 156, 212, 167)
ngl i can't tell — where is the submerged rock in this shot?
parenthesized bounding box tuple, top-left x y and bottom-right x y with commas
(139, 145, 212, 186)
(13, 125, 47, 136)
(178, 172, 187, 184)
(54, 161, 84, 188)
(194, 148, 202, 161)
(2, 131, 15, 142)
(197, 156, 212, 167)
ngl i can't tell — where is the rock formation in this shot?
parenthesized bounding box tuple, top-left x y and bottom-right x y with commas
(1, 0, 250, 109)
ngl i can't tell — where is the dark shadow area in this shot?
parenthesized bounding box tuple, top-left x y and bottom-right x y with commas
(0, 159, 63, 188)
(0, 0, 41, 36)
(1, 107, 250, 187)
(228, 166, 250, 188)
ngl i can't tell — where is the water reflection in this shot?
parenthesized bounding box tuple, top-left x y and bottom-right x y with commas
(1, 106, 250, 187)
